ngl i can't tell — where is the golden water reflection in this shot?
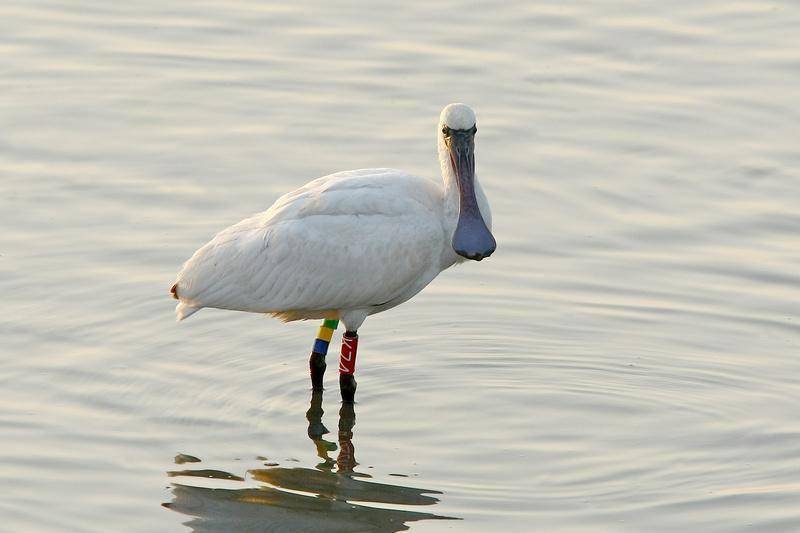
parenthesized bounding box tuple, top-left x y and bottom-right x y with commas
(164, 391, 456, 532)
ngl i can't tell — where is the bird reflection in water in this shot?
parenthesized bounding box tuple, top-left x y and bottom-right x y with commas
(164, 391, 456, 532)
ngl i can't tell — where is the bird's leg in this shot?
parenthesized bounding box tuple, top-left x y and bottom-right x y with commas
(339, 331, 358, 403)
(310, 319, 339, 391)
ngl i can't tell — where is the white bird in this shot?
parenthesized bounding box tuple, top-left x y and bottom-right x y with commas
(171, 103, 496, 402)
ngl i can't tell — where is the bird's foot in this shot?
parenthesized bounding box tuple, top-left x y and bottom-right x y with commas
(339, 373, 357, 404)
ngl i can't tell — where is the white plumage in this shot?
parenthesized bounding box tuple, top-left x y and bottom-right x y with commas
(172, 103, 494, 333)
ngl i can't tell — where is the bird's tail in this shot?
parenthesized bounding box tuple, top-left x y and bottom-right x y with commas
(176, 301, 200, 321)
(171, 282, 200, 321)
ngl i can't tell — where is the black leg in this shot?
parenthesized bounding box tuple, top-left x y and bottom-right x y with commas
(309, 352, 326, 391)
(340, 373, 357, 404)
(310, 319, 339, 391)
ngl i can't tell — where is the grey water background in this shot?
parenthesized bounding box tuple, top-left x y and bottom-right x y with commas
(2, 0, 799, 531)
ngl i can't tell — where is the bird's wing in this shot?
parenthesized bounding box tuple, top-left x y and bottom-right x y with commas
(174, 170, 445, 319)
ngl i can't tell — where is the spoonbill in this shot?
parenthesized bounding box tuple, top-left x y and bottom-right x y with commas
(170, 103, 495, 402)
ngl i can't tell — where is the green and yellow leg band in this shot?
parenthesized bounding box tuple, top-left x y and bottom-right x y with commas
(312, 319, 339, 355)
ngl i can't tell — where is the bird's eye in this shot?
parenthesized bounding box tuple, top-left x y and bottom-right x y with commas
(442, 126, 451, 136)
(472, 125, 477, 134)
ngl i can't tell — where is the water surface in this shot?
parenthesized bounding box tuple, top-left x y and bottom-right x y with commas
(1, 1, 799, 531)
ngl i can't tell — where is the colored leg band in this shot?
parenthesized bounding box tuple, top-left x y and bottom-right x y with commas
(339, 333, 358, 374)
(317, 326, 335, 343)
(312, 338, 329, 355)
(312, 319, 339, 355)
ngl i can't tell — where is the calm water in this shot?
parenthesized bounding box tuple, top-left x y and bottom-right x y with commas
(2, 1, 800, 531)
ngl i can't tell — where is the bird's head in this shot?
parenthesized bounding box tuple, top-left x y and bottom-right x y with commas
(439, 103, 496, 261)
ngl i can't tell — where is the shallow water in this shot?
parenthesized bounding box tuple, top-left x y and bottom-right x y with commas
(2, 1, 800, 531)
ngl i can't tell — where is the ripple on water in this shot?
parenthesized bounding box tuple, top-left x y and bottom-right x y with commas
(1, 0, 800, 530)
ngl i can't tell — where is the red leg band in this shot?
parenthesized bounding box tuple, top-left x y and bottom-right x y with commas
(339, 333, 358, 374)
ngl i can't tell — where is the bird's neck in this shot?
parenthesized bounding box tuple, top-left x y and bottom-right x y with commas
(438, 138, 461, 228)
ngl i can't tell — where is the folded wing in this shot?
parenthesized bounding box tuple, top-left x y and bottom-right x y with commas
(173, 169, 445, 320)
